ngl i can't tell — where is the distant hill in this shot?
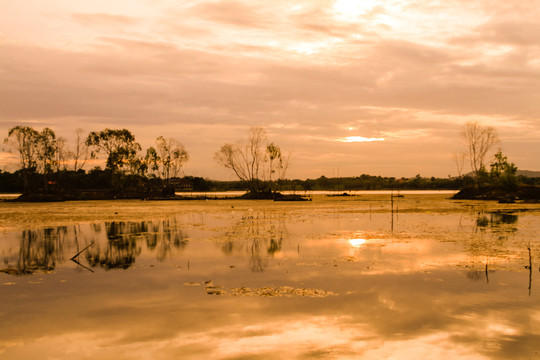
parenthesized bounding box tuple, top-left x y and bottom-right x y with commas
(517, 170, 540, 177)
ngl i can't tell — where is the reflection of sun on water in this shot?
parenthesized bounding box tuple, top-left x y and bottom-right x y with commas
(349, 238, 367, 248)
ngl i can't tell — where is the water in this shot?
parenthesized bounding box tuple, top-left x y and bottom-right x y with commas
(1, 193, 539, 359)
(176, 189, 458, 197)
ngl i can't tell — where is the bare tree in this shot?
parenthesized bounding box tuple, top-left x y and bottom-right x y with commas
(453, 152, 466, 178)
(155, 136, 189, 181)
(71, 128, 88, 171)
(215, 127, 290, 193)
(461, 121, 500, 182)
(215, 127, 268, 192)
(54, 137, 68, 172)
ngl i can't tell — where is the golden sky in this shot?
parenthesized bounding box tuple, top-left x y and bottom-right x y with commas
(1, 0, 539, 178)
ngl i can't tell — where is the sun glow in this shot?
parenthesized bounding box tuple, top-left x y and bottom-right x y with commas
(341, 136, 384, 143)
(333, 0, 378, 20)
(349, 239, 367, 247)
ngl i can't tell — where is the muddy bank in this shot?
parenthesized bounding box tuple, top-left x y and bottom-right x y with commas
(452, 185, 540, 202)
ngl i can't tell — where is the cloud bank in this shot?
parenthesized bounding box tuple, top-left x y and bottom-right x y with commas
(1, 0, 539, 178)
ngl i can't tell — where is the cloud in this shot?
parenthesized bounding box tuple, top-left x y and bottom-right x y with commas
(185, 1, 270, 28)
(1, 0, 540, 177)
(71, 13, 140, 27)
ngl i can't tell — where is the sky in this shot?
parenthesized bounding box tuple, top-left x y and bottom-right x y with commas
(1, 0, 540, 180)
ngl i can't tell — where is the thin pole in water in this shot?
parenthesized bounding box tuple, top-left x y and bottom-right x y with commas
(391, 189, 394, 232)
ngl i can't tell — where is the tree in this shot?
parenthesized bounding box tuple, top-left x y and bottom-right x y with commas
(266, 142, 290, 190)
(144, 147, 160, 177)
(36, 128, 57, 174)
(215, 127, 290, 193)
(4, 126, 39, 172)
(36, 128, 58, 190)
(490, 151, 518, 189)
(54, 136, 68, 172)
(155, 136, 189, 181)
(4, 126, 40, 189)
(85, 129, 141, 173)
(70, 128, 88, 171)
(453, 152, 466, 178)
(461, 121, 500, 183)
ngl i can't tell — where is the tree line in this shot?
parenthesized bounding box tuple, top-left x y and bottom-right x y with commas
(2, 126, 190, 196)
(2, 125, 290, 196)
(1, 122, 536, 196)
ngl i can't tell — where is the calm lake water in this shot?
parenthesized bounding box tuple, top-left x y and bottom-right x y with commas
(1, 193, 540, 359)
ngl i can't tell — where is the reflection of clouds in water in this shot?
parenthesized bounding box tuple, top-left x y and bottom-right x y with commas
(10, 317, 490, 359)
(339, 233, 471, 275)
(2, 200, 540, 359)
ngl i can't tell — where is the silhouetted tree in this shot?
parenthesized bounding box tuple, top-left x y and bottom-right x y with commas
(155, 136, 189, 181)
(69, 128, 88, 171)
(490, 151, 518, 189)
(453, 152, 466, 178)
(145, 146, 160, 177)
(86, 129, 141, 173)
(3, 126, 39, 189)
(461, 121, 500, 184)
(36, 127, 57, 178)
(215, 127, 289, 193)
(266, 142, 290, 190)
(54, 136, 68, 172)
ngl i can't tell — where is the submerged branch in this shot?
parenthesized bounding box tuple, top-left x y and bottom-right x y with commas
(70, 241, 95, 260)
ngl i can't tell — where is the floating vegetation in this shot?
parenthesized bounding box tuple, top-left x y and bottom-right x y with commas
(191, 280, 337, 297)
(205, 280, 225, 295)
(229, 286, 337, 298)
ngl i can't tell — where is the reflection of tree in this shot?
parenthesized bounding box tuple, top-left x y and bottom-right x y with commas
(267, 237, 282, 256)
(466, 258, 495, 284)
(475, 211, 518, 233)
(147, 219, 188, 262)
(464, 211, 521, 284)
(221, 213, 287, 272)
(1, 218, 189, 275)
(85, 220, 188, 269)
(0, 227, 66, 275)
(466, 211, 520, 256)
(85, 222, 140, 270)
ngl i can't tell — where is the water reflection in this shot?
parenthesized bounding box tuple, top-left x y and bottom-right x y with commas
(1, 219, 188, 275)
(349, 238, 367, 247)
(220, 213, 286, 272)
(85, 223, 141, 270)
(1, 198, 540, 359)
(466, 259, 495, 284)
(0, 228, 67, 275)
(475, 211, 518, 233)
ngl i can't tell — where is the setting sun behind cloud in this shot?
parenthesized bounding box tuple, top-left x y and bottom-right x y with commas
(341, 136, 385, 143)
